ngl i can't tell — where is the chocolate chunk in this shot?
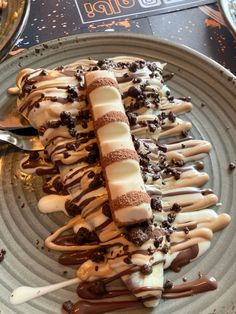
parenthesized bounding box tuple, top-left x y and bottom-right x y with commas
(167, 212, 176, 223)
(141, 264, 153, 275)
(148, 123, 156, 133)
(194, 161, 204, 170)
(51, 96, 58, 102)
(151, 197, 162, 211)
(67, 94, 75, 103)
(168, 111, 176, 123)
(62, 300, 74, 313)
(0, 249, 6, 263)
(66, 143, 77, 151)
(154, 239, 160, 248)
(132, 135, 140, 151)
(228, 162, 236, 171)
(128, 62, 138, 72)
(124, 257, 132, 264)
(146, 62, 157, 72)
(162, 220, 171, 229)
(161, 244, 169, 254)
(75, 227, 98, 244)
(126, 227, 149, 246)
(173, 170, 181, 180)
(127, 112, 137, 126)
(127, 86, 141, 98)
(171, 203, 182, 213)
(90, 249, 106, 263)
(164, 279, 173, 289)
(88, 281, 107, 296)
(60, 111, 74, 126)
(172, 159, 185, 167)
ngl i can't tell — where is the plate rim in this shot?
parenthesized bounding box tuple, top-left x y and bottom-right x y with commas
(0, 0, 31, 62)
(218, 0, 236, 38)
(1, 32, 235, 81)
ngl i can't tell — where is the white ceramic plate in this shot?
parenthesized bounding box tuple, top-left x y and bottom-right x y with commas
(0, 33, 235, 314)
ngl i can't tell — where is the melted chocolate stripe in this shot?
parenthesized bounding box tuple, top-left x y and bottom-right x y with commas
(94, 111, 129, 130)
(111, 191, 150, 211)
(101, 149, 139, 168)
(162, 276, 217, 299)
(87, 78, 118, 95)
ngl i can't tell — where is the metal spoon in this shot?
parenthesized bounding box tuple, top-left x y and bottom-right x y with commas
(0, 130, 43, 151)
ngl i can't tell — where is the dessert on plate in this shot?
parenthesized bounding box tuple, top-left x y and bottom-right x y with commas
(10, 56, 230, 313)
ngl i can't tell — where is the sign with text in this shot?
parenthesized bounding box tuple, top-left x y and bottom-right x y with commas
(74, 0, 216, 24)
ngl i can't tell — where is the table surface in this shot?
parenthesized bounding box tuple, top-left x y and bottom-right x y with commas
(15, 0, 236, 75)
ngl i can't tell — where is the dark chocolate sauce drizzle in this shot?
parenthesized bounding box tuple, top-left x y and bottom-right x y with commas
(63, 275, 217, 314)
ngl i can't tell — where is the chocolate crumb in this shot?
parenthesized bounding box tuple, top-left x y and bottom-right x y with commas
(164, 279, 173, 289)
(184, 227, 190, 234)
(124, 257, 132, 264)
(161, 244, 169, 254)
(126, 226, 149, 246)
(168, 212, 176, 223)
(95, 266, 99, 271)
(63, 271, 68, 275)
(140, 264, 153, 275)
(182, 277, 187, 282)
(201, 103, 205, 107)
(90, 249, 106, 263)
(181, 130, 189, 137)
(151, 197, 162, 211)
(75, 227, 98, 244)
(228, 162, 236, 171)
(171, 203, 182, 213)
(0, 249, 6, 263)
(62, 300, 74, 313)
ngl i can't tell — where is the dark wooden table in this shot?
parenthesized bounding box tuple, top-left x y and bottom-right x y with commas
(16, 0, 236, 74)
